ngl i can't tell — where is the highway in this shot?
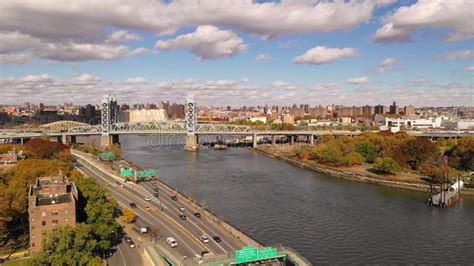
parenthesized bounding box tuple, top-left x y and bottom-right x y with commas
(74, 155, 245, 261)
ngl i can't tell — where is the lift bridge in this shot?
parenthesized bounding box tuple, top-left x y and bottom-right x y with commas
(2, 95, 252, 149)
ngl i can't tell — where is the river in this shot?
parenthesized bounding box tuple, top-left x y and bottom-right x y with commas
(118, 135, 474, 264)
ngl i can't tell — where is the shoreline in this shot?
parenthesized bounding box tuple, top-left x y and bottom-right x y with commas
(254, 146, 474, 197)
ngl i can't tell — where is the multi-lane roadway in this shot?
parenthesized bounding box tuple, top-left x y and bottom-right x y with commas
(74, 155, 244, 261)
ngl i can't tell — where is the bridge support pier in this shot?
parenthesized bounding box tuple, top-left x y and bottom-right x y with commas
(271, 135, 276, 146)
(184, 135, 198, 152)
(100, 134, 119, 148)
(308, 135, 314, 145)
(61, 133, 68, 145)
(252, 133, 258, 148)
(290, 135, 295, 145)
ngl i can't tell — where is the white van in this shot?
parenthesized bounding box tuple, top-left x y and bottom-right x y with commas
(166, 237, 178, 248)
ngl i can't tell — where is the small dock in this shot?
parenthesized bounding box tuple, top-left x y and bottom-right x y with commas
(428, 179, 464, 207)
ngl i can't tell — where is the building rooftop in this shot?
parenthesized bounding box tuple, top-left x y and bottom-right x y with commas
(36, 193, 73, 206)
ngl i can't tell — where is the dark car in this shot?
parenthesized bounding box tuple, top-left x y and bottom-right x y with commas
(201, 250, 210, 256)
(194, 212, 201, 218)
(179, 214, 187, 220)
(129, 202, 137, 208)
(152, 187, 159, 192)
(153, 192, 159, 197)
(124, 235, 132, 243)
(212, 236, 222, 243)
(171, 195, 178, 201)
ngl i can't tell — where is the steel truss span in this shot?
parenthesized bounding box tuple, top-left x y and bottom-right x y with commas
(37, 120, 251, 134)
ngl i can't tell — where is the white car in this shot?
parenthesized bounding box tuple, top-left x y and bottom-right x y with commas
(178, 206, 185, 212)
(144, 197, 151, 201)
(200, 234, 209, 243)
(166, 237, 178, 248)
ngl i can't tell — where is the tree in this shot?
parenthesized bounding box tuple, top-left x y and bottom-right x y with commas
(373, 157, 401, 175)
(32, 224, 102, 266)
(355, 141, 377, 163)
(24, 139, 69, 159)
(446, 136, 474, 171)
(400, 138, 437, 169)
(121, 207, 136, 223)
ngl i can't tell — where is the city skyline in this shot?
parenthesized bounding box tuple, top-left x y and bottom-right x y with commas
(1, 0, 473, 106)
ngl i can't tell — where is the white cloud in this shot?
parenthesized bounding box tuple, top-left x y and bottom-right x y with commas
(377, 58, 395, 73)
(73, 74, 101, 83)
(256, 54, 270, 62)
(271, 80, 301, 90)
(0, 0, 394, 41)
(347, 76, 369, 84)
(126, 77, 148, 84)
(106, 30, 141, 43)
(436, 50, 473, 61)
(0, 31, 41, 53)
(293, 46, 358, 65)
(464, 66, 474, 72)
(129, 47, 149, 56)
(20, 74, 57, 83)
(34, 42, 131, 61)
(0, 53, 33, 64)
(155, 25, 246, 60)
(373, 0, 474, 43)
(1, 74, 473, 107)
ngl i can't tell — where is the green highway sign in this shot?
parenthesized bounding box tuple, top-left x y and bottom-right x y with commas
(136, 169, 156, 178)
(258, 247, 277, 259)
(235, 246, 258, 263)
(235, 246, 280, 263)
(120, 168, 133, 177)
(98, 152, 115, 158)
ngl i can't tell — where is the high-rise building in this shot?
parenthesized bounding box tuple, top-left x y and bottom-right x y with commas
(375, 104, 387, 115)
(404, 105, 416, 116)
(28, 173, 78, 253)
(362, 105, 374, 116)
(389, 101, 399, 115)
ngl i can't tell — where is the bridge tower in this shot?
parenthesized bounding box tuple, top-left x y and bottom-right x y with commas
(100, 95, 119, 147)
(184, 94, 198, 151)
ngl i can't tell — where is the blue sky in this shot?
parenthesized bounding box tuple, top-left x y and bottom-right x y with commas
(0, 0, 473, 106)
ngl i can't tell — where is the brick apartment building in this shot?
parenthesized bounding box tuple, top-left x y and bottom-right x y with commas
(28, 172, 78, 253)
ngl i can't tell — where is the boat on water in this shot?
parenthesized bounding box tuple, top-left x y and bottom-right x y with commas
(428, 180, 464, 207)
(213, 144, 227, 150)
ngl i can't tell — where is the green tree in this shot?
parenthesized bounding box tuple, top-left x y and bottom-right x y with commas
(400, 138, 437, 169)
(373, 157, 401, 175)
(32, 224, 102, 266)
(446, 136, 474, 171)
(121, 207, 136, 223)
(355, 141, 377, 163)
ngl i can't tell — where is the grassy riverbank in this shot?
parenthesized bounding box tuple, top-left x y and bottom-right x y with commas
(256, 144, 474, 196)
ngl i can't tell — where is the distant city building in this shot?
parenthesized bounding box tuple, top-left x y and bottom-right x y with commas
(389, 101, 399, 115)
(119, 109, 168, 122)
(282, 114, 295, 124)
(362, 105, 374, 116)
(442, 119, 474, 130)
(308, 106, 327, 118)
(289, 108, 305, 117)
(374, 104, 387, 115)
(382, 117, 447, 132)
(161, 101, 185, 119)
(28, 173, 78, 253)
(0, 148, 18, 164)
(404, 105, 416, 116)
